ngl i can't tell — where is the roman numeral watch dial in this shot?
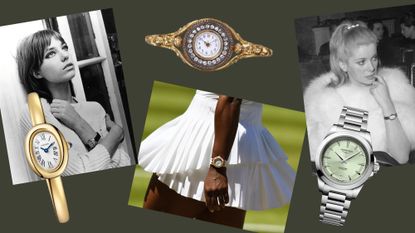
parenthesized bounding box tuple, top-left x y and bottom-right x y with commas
(24, 92, 69, 223)
(32, 131, 61, 170)
(144, 18, 273, 71)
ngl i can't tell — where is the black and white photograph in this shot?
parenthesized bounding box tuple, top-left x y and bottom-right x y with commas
(0, 9, 136, 185)
(295, 4, 415, 226)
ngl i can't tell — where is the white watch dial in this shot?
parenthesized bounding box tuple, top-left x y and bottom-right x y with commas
(194, 31, 222, 59)
(32, 131, 61, 170)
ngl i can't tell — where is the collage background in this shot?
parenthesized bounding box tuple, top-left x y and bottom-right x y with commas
(0, 0, 414, 232)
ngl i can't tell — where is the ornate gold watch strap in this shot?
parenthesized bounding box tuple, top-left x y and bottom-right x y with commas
(145, 33, 182, 55)
(27, 92, 45, 126)
(233, 37, 272, 58)
(46, 177, 69, 223)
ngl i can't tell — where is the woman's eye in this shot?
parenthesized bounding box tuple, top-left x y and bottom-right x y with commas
(62, 44, 68, 51)
(357, 60, 365, 65)
(45, 51, 56, 58)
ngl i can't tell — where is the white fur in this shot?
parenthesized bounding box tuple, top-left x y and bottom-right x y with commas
(304, 67, 415, 161)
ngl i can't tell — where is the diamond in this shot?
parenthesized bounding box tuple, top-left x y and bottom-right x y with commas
(197, 27, 200, 31)
(216, 57, 221, 62)
(187, 44, 192, 48)
(201, 25, 205, 29)
(215, 26, 219, 31)
(224, 42, 228, 46)
(207, 61, 212, 65)
(220, 54, 225, 59)
(212, 60, 217, 65)
(221, 33, 226, 37)
(222, 51, 227, 55)
(194, 57, 198, 62)
(203, 61, 207, 65)
(198, 60, 203, 64)
(190, 34, 194, 38)
(192, 30, 197, 34)
(188, 39, 192, 43)
(188, 48, 193, 53)
(210, 25, 215, 29)
(205, 24, 209, 28)
(224, 46, 228, 51)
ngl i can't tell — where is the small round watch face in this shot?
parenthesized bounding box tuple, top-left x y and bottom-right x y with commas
(182, 19, 234, 70)
(213, 158, 224, 168)
(32, 131, 61, 171)
(321, 137, 368, 184)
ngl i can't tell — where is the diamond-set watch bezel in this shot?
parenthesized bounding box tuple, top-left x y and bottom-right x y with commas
(182, 19, 234, 71)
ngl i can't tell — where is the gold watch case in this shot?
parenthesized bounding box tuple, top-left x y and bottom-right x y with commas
(145, 18, 273, 71)
(25, 123, 69, 179)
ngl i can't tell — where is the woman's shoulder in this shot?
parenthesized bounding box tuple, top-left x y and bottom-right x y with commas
(304, 72, 342, 112)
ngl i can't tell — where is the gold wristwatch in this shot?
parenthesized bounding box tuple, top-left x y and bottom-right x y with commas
(145, 18, 273, 71)
(24, 92, 70, 223)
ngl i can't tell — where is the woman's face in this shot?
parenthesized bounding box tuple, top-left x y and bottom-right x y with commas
(340, 43, 378, 86)
(372, 23, 384, 40)
(401, 24, 415, 39)
(36, 37, 75, 83)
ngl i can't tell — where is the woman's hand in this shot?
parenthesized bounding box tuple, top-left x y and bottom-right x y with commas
(50, 99, 83, 128)
(370, 75, 396, 115)
(105, 114, 116, 131)
(50, 99, 96, 144)
(204, 166, 229, 212)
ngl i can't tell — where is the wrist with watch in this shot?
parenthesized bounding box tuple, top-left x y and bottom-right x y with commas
(145, 18, 273, 71)
(24, 92, 70, 223)
(313, 106, 379, 226)
(85, 132, 101, 150)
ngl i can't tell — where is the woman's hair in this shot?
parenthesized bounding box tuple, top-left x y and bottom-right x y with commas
(16, 30, 66, 101)
(329, 20, 378, 86)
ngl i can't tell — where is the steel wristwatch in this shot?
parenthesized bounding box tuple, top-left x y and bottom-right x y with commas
(313, 106, 379, 226)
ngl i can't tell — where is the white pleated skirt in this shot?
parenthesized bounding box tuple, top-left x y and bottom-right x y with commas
(138, 90, 295, 210)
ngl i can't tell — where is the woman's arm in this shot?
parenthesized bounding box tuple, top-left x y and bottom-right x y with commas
(204, 95, 241, 212)
(50, 99, 124, 156)
(371, 76, 410, 164)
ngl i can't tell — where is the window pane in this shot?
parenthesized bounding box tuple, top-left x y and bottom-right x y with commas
(78, 64, 113, 119)
(67, 13, 100, 60)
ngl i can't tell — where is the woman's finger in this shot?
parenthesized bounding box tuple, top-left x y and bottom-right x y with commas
(373, 75, 386, 84)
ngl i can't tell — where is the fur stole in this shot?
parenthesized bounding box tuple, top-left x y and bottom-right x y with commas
(304, 67, 415, 160)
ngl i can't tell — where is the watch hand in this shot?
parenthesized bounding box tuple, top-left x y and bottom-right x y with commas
(344, 152, 361, 161)
(40, 147, 47, 152)
(47, 142, 55, 150)
(335, 152, 345, 161)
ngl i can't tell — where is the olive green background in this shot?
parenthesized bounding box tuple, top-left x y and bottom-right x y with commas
(0, 0, 414, 232)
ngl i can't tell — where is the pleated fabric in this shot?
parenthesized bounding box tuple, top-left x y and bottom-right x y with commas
(138, 90, 295, 210)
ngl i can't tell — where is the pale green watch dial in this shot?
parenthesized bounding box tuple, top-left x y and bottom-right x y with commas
(321, 138, 368, 184)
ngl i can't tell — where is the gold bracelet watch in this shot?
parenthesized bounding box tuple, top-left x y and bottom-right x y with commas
(145, 18, 273, 71)
(24, 92, 70, 223)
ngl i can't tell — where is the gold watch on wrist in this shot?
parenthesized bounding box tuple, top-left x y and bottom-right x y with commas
(210, 156, 226, 168)
(145, 18, 273, 71)
(24, 92, 70, 223)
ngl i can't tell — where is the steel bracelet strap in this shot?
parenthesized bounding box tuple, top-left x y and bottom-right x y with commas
(319, 106, 367, 226)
